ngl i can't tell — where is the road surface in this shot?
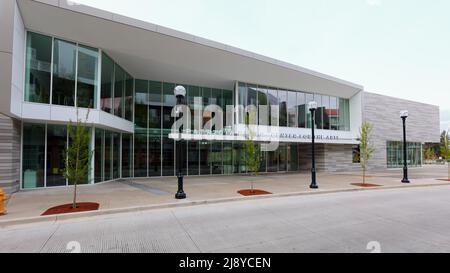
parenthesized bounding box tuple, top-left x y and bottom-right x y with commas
(2, 186, 450, 253)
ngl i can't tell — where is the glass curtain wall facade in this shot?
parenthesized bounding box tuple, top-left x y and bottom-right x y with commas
(22, 123, 92, 189)
(387, 141, 422, 168)
(22, 32, 357, 189)
(237, 82, 350, 131)
(24, 31, 133, 120)
(131, 79, 234, 179)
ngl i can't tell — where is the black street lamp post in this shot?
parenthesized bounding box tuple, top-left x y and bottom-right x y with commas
(400, 110, 410, 183)
(174, 85, 187, 199)
(309, 101, 318, 189)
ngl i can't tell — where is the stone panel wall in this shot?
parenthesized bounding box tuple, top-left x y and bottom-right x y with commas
(0, 113, 21, 193)
(363, 92, 440, 170)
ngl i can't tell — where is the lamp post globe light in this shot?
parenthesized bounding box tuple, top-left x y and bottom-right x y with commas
(400, 110, 410, 183)
(174, 85, 187, 199)
(308, 101, 319, 189)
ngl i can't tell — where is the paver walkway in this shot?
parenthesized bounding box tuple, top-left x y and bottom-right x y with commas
(2, 165, 449, 221)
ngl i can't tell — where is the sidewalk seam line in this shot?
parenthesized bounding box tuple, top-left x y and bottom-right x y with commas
(170, 210, 202, 253)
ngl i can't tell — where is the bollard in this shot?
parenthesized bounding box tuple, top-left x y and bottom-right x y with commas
(0, 188, 6, 215)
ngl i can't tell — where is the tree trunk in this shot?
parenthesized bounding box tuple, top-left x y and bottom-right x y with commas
(72, 182, 77, 209)
(363, 168, 366, 185)
(448, 161, 450, 181)
(73, 142, 80, 209)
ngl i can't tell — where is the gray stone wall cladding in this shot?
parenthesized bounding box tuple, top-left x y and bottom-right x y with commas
(0, 113, 21, 194)
(298, 144, 360, 172)
(362, 92, 440, 170)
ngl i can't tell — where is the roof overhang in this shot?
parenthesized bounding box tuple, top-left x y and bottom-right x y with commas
(17, 0, 363, 98)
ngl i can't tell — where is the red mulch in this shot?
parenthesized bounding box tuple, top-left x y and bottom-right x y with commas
(351, 183, 382, 188)
(437, 179, 450, 182)
(41, 202, 100, 216)
(238, 189, 272, 196)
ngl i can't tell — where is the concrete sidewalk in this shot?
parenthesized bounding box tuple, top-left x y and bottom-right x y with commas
(1, 165, 449, 226)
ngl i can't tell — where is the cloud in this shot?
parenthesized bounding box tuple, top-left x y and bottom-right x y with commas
(366, 0, 382, 6)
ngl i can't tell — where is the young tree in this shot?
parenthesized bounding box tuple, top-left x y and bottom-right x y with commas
(64, 110, 92, 209)
(441, 130, 450, 180)
(358, 122, 375, 185)
(243, 114, 261, 192)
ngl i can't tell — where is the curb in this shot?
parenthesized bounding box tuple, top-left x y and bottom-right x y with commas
(1, 182, 449, 228)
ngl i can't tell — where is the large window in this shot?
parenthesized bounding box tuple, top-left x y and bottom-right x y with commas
(387, 141, 422, 168)
(330, 96, 339, 130)
(267, 88, 278, 126)
(114, 65, 125, 118)
(25, 32, 52, 103)
(287, 91, 297, 127)
(162, 83, 175, 176)
(149, 81, 162, 176)
(339, 98, 350, 131)
(321, 95, 330, 130)
(94, 129, 104, 183)
(237, 82, 350, 131)
(104, 131, 112, 181)
(278, 90, 287, 127)
(257, 87, 268, 126)
(24, 32, 133, 121)
(101, 53, 114, 113)
(297, 92, 306, 128)
(22, 124, 45, 188)
(77, 45, 98, 108)
(122, 134, 132, 178)
(134, 80, 148, 177)
(125, 73, 134, 121)
(46, 125, 67, 187)
(52, 39, 76, 106)
(223, 141, 233, 175)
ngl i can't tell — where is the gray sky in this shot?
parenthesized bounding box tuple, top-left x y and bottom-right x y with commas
(72, 0, 450, 131)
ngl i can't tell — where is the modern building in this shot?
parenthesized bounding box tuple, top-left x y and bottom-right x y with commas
(0, 0, 440, 193)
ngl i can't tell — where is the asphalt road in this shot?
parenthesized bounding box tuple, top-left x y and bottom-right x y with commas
(2, 185, 450, 253)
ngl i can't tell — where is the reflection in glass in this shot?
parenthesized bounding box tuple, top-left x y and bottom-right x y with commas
(25, 32, 52, 103)
(330, 97, 339, 130)
(314, 94, 323, 129)
(211, 142, 223, 174)
(267, 88, 278, 126)
(233, 142, 245, 174)
(77, 45, 98, 108)
(114, 65, 124, 117)
(52, 39, 76, 106)
(297, 92, 306, 128)
(223, 142, 233, 175)
(94, 129, 104, 183)
(387, 141, 422, 168)
(124, 73, 134, 121)
(112, 132, 120, 179)
(259, 148, 267, 173)
(46, 125, 67, 187)
(134, 133, 147, 177)
(287, 91, 297, 127)
(149, 132, 161, 176)
(122, 134, 132, 178)
(278, 144, 287, 172)
(257, 87, 268, 126)
(188, 141, 199, 175)
(267, 148, 278, 173)
(101, 53, 114, 113)
(278, 90, 287, 127)
(104, 131, 112, 181)
(162, 83, 175, 176)
(22, 124, 45, 188)
(200, 141, 211, 175)
(288, 144, 299, 172)
(322, 95, 330, 130)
